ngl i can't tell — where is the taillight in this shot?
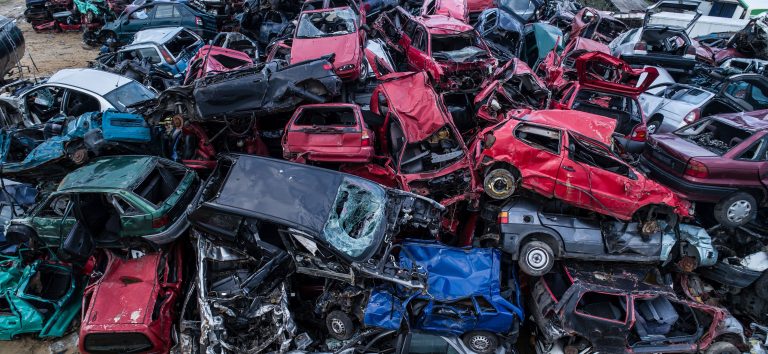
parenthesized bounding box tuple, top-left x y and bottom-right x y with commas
(160, 48, 175, 65)
(361, 130, 371, 146)
(498, 211, 509, 224)
(684, 159, 708, 178)
(630, 125, 648, 142)
(152, 215, 169, 228)
(683, 108, 700, 124)
(322, 63, 333, 70)
(195, 16, 203, 26)
(634, 41, 647, 52)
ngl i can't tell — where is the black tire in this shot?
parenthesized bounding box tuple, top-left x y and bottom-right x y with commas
(647, 119, 662, 135)
(326, 310, 354, 340)
(519, 240, 554, 277)
(483, 168, 517, 200)
(713, 192, 757, 228)
(754, 272, 768, 299)
(704, 341, 740, 354)
(462, 331, 498, 354)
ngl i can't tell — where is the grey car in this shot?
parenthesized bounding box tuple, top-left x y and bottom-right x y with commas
(496, 197, 717, 276)
(640, 73, 768, 134)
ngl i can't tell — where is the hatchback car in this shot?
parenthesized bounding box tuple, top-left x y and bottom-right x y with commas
(98, 1, 216, 44)
(6, 156, 200, 255)
(640, 110, 768, 227)
(79, 246, 182, 354)
(475, 110, 691, 222)
(0, 68, 156, 129)
(114, 27, 204, 76)
(282, 103, 375, 163)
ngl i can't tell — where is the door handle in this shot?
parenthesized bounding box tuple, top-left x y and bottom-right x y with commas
(562, 165, 575, 172)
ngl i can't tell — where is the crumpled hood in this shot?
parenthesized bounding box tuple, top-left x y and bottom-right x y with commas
(291, 33, 361, 69)
(377, 72, 452, 142)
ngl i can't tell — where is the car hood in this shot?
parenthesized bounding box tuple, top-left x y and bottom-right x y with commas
(290, 34, 361, 69)
(648, 133, 719, 160)
(376, 72, 452, 141)
(575, 51, 659, 96)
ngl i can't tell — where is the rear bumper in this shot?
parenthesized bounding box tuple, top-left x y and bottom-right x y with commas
(638, 154, 735, 203)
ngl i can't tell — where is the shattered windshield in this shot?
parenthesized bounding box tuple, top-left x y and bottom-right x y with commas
(322, 177, 386, 260)
(103, 82, 156, 112)
(498, 0, 537, 21)
(296, 8, 356, 39)
(431, 31, 489, 62)
(674, 118, 752, 155)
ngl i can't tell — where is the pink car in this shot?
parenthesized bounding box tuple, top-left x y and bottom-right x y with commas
(183, 45, 253, 85)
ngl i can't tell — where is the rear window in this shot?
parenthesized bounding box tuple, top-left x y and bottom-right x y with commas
(293, 107, 357, 127)
(675, 118, 753, 156)
(668, 86, 710, 105)
(134, 164, 185, 206)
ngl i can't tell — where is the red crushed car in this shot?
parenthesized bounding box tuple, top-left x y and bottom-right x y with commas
(343, 71, 480, 242)
(421, 0, 468, 23)
(290, 5, 366, 81)
(79, 246, 183, 354)
(183, 45, 253, 85)
(373, 7, 497, 91)
(282, 103, 375, 163)
(549, 51, 658, 154)
(536, 37, 611, 88)
(640, 110, 768, 228)
(569, 7, 627, 45)
(474, 109, 692, 221)
(474, 58, 549, 125)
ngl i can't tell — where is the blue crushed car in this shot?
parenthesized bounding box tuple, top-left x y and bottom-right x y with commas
(325, 240, 523, 354)
(0, 110, 153, 182)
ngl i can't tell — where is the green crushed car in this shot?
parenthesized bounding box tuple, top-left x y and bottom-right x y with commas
(6, 155, 200, 257)
(0, 255, 83, 340)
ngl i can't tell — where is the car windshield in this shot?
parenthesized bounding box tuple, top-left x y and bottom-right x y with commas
(431, 31, 489, 62)
(322, 177, 386, 260)
(674, 118, 753, 155)
(668, 86, 711, 105)
(103, 81, 156, 111)
(498, 0, 537, 21)
(296, 8, 356, 39)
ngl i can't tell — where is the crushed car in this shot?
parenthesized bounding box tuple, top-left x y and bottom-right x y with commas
(183, 44, 254, 85)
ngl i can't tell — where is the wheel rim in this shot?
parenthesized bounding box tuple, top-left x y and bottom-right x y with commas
(485, 170, 514, 199)
(726, 200, 751, 223)
(469, 335, 491, 352)
(330, 318, 346, 335)
(526, 247, 549, 271)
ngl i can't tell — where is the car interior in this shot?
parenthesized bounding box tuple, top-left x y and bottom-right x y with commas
(640, 29, 689, 55)
(575, 291, 627, 322)
(629, 297, 708, 347)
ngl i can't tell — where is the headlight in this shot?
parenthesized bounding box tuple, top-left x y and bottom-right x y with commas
(339, 64, 356, 71)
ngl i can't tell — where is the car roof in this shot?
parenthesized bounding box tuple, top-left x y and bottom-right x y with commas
(130, 26, 184, 45)
(46, 68, 136, 96)
(58, 156, 158, 192)
(711, 109, 768, 132)
(519, 110, 617, 145)
(416, 14, 474, 34)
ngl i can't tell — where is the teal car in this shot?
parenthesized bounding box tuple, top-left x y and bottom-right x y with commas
(98, 2, 217, 44)
(0, 256, 83, 340)
(6, 156, 200, 256)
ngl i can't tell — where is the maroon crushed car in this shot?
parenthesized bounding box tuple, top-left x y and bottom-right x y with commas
(640, 109, 768, 228)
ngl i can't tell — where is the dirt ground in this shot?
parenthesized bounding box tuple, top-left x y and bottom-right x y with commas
(0, 0, 95, 78)
(0, 0, 90, 352)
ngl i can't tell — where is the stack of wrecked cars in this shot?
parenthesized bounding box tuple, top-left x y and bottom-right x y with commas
(3, 0, 768, 352)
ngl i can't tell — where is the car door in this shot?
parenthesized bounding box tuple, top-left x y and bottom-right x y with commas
(418, 299, 478, 334)
(109, 194, 151, 239)
(554, 133, 593, 210)
(512, 123, 565, 197)
(30, 194, 76, 246)
(150, 4, 182, 28)
(406, 26, 430, 73)
(564, 290, 630, 351)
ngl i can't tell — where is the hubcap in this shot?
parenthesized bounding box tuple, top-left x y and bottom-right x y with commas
(527, 248, 549, 270)
(727, 200, 752, 223)
(330, 318, 345, 335)
(469, 336, 491, 351)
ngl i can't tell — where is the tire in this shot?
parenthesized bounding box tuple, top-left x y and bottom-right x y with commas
(519, 240, 554, 277)
(325, 310, 354, 340)
(462, 331, 498, 354)
(754, 272, 768, 299)
(704, 341, 740, 354)
(483, 168, 517, 200)
(647, 119, 662, 135)
(713, 192, 757, 228)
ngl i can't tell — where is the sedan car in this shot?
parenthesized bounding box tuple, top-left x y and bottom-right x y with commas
(640, 110, 768, 227)
(0, 68, 156, 129)
(5, 156, 200, 257)
(97, 1, 216, 44)
(79, 246, 182, 354)
(475, 110, 691, 222)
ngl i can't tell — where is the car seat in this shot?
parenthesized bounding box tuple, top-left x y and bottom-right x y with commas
(634, 296, 678, 340)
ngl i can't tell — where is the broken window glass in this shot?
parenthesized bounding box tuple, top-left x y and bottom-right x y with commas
(294, 107, 357, 127)
(322, 177, 385, 259)
(570, 133, 631, 177)
(431, 31, 489, 63)
(675, 118, 753, 155)
(515, 123, 560, 154)
(296, 8, 357, 39)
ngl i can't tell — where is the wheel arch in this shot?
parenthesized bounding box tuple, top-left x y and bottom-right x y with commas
(519, 231, 563, 258)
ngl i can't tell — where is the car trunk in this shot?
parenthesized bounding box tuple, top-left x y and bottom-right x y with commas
(646, 134, 718, 176)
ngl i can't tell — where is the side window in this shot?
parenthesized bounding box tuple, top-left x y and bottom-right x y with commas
(575, 292, 627, 323)
(514, 123, 561, 154)
(37, 195, 71, 218)
(569, 136, 631, 177)
(403, 19, 417, 39)
(25, 86, 65, 123)
(130, 5, 153, 19)
(109, 195, 142, 216)
(64, 90, 101, 117)
(413, 28, 427, 52)
(749, 81, 768, 110)
(620, 28, 637, 44)
(154, 4, 178, 18)
(138, 47, 162, 64)
(738, 137, 768, 161)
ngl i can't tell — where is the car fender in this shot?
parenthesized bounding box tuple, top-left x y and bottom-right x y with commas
(501, 226, 562, 259)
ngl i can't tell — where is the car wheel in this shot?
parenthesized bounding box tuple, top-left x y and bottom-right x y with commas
(754, 272, 768, 299)
(704, 341, 740, 354)
(462, 331, 498, 354)
(647, 119, 661, 135)
(326, 310, 354, 340)
(484, 168, 517, 200)
(519, 240, 554, 277)
(714, 192, 757, 228)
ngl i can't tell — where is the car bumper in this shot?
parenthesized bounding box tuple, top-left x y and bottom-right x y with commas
(638, 154, 735, 203)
